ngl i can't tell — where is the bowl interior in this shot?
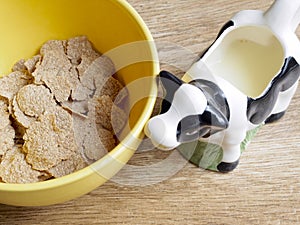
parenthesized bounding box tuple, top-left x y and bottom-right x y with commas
(0, 0, 158, 206)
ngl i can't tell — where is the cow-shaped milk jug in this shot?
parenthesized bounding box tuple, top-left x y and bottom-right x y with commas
(145, 0, 300, 172)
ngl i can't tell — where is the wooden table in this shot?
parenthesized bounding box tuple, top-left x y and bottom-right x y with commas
(1, 0, 299, 224)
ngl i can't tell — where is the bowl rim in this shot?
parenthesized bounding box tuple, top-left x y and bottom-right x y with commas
(0, 0, 159, 192)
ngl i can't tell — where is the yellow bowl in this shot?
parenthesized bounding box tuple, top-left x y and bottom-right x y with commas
(0, 0, 159, 206)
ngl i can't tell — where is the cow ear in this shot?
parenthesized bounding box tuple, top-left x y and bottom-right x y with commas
(159, 71, 184, 114)
(159, 70, 183, 90)
(201, 105, 229, 131)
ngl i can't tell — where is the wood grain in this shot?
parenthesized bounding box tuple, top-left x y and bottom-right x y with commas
(1, 0, 300, 224)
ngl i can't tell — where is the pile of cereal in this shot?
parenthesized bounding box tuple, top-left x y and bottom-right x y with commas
(0, 36, 127, 184)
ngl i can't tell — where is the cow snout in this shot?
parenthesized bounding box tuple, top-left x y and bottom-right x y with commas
(144, 116, 179, 150)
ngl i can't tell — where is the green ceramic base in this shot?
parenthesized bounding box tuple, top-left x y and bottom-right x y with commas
(177, 126, 262, 171)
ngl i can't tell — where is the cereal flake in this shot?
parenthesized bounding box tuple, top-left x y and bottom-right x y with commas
(16, 84, 56, 118)
(0, 125, 15, 156)
(32, 40, 78, 102)
(0, 146, 43, 184)
(24, 108, 77, 170)
(0, 71, 32, 102)
(47, 152, 88, 178)
(92, 95, 127, 134)
(0, 98, 10, 130)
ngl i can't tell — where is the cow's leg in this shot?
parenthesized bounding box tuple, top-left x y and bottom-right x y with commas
(265, 82, 298, 124)
(217, 133, 245, 173)
(217, 144, 241, 173)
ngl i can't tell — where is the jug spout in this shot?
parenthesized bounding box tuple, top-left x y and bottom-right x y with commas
(264, 0, 300, 32)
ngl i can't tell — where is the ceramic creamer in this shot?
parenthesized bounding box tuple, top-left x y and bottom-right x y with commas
(145, 0, 300, 172)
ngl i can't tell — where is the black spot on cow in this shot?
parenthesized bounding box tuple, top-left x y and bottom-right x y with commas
(177, 79, 230, 143)
(247, 57, 300, 125)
